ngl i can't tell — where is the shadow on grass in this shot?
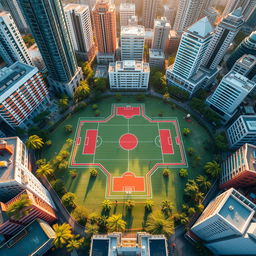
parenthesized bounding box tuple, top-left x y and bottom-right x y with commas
(142, 210, 150, 228)
(164, 176, 169, 197)
(84, 176, 96, 200)
(101, 209, 110, 218)
(124, 209, 134, 229)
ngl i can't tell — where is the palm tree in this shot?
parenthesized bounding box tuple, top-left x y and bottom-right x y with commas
(194, 192, 205, 204)
(61, 192, 76, 209)
(145, 212, 174, 237)
(66, 236, 84, 252)
(179, 168, 188, 177)
(52, 223, 73, 248)
(174, 213, 189, 225)
(196, 175, 211, 192)
(102, 200, 112, 212)
(184, 179, 200, 198)
(36, 163, 54, 178)
(85, 223, 99, 236)
(58, 97, 69, 111)
(90, 168, 98, 177)
(162, 168, 170, 177)
(26, 135, 44, 150)
(183, 128, 191, 136)
(204, 161, 221, 178)
(69, 169, 78, 179)
(65, 125, 73, 133)
(145, 200, 154, 212)
(74, 80, 90, 102)
(7, 194, 32, 220)
(107, 214, 126, 232)
(125, 200, 135, 210)
(161, 200, 173, 216)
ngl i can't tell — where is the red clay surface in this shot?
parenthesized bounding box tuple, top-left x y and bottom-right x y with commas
(159, 129, 174, 154)
(116, 107, 140, 118)
(113, 172, 145, 192)
(119, 133, 138, 151)
(82, 130, 98, 154)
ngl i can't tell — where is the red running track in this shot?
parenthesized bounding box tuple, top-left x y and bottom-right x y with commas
(82, 130, 98, 154)
(159, 129, 174, 154)
(116, 107, 140, 118)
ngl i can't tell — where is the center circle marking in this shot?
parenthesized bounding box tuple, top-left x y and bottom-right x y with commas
(119, 133, 138, 151)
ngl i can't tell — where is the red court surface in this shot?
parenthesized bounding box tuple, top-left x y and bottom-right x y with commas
(119, 133, 138, 151)
(82, 130, 98, 154)
(159, 129, 174, 154)
(116, 107, 140, 118)
(113, 172, 145, 192)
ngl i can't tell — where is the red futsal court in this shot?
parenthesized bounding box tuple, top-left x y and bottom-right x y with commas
(159, 129, 174, 154)
(83, 130, 98, 154)
(119, 133, 138, 151)
(116, 106, 140, 118)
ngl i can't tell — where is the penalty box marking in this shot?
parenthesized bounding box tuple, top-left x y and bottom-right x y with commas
(82, 130, 98, 155)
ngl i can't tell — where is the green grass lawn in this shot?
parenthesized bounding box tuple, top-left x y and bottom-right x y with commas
(43, 96, 214, 230)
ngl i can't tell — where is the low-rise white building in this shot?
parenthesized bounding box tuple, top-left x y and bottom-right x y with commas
(109, 60, 150, 90)
(120, 26, 145, 61)
(227, 115, 256, 149)
(0, 137, 55, 209)
(206, 71, 256, 122)
(149, 49, 165, 68)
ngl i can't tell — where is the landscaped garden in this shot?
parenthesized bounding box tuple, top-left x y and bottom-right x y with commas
(38, 95, 219, 233)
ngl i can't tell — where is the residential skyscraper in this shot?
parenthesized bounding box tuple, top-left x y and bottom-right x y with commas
(227, 31, 256, 70)
(163, 5, 176, 27)
(0, 0, 29, 33)
(64, 4, 95, 61)
(204, 7, 219, 25)
(220, 143, 256, 189)
(120, 3, 135, 27)
(227, 115, 256, 149)
(109, 60, 150, 90)
(0, 62, 50, 129)
(166, 17, 214, 94)
(0, 11, 32, 66)
(120, 26, 145, 61)
(222, 0, 256, 21)
(202, 8, 243, 70)
(18, 0, 83, 97)
(0, 137, 55, 209)
(92, 0, 117, 63)
(191, 188, 256, 255)
(206, 71, 256, 122)
(152, 17, 171, 51)
(142, 0, 159, 29)
(173, 0, 206, 33)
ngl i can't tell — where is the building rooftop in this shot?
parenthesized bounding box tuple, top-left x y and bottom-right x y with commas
(109, 61, 150, 73)
(241, 115, 256, 132)
(187, 17, 213, 38)
(149, 49, 165, 58)
(121, 25, 145, 37)
(0, 219, 55, 256)
(0, 137, 17, 181)
(120, 2, 135, 11)
(94, 65, 108, 78)
(237, 54, 256, 68)
(0, 62, 34, 96)
(64, 3, 89, 13)
(0, 11, 9, 17)
(154, 17, 171, 28)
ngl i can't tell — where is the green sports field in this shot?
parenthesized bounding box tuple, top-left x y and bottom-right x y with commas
(43, 96, 214, 230)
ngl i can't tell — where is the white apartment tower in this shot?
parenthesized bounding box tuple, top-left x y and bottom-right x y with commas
(109, 60, 150, 90)
(207, 71, 255, 122)
(64, 4, 95, 60)
(172, 17, 213, 80)
(119, 3, 135, 27)
(202, 8, 244, 70)
(142, 0, 159, 29)
(227, 115, 256, 149)
(0, 137, 55, 209)
(0, 11, 32, 66)
(191, 188, 256, 255)
(173, 0, 206, 33)
(163, 5, 176, 27)
(152, 17, 171, 51)
(121, 26, 145, 61)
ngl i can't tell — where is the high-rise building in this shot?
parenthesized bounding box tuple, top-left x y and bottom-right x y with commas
(0, 137, 55, 209)
(109, 60, 150, 90)
(163, 5, 176, 27)
(227, 115, 256, 149)
(128, 15, 138, 26)
(120, 26, 145, 61)
(0, 11, 32, 66)
(204, 7, 219, 25)
(152, 17, 171, 51)
(0, 62, 50, 129)
(149, 48, 165, 68)
(166, 30, 181, 54)
(120, 3, 135, 27)
(202, 8, 244, 71)
(166, 17, 214, 94)
(64, 4, 95, 61)
(92, 0, 117, 64)
(79, 0, 96, 10)
(222, 0, 256, 22)
(231, 54, 256, 79)
(220, 143, 256, 190)
(191, 188, 256, 255)
(0, 189, 57, 235)
(173, 0, 206, 33)
(0, 0, 29, 33)
(206, 71, 256, 122)
(18, 0, 83, 97)
(227, 31, 256, 70)
(142, 0, 159, 29)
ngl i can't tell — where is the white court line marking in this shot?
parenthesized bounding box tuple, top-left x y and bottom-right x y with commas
(157, 122, 164, 163)
(99, 124, 157, 127)
(128, 118, 129, 171)
(95, 158, 162, 161)
(92, 122, 99, 163)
